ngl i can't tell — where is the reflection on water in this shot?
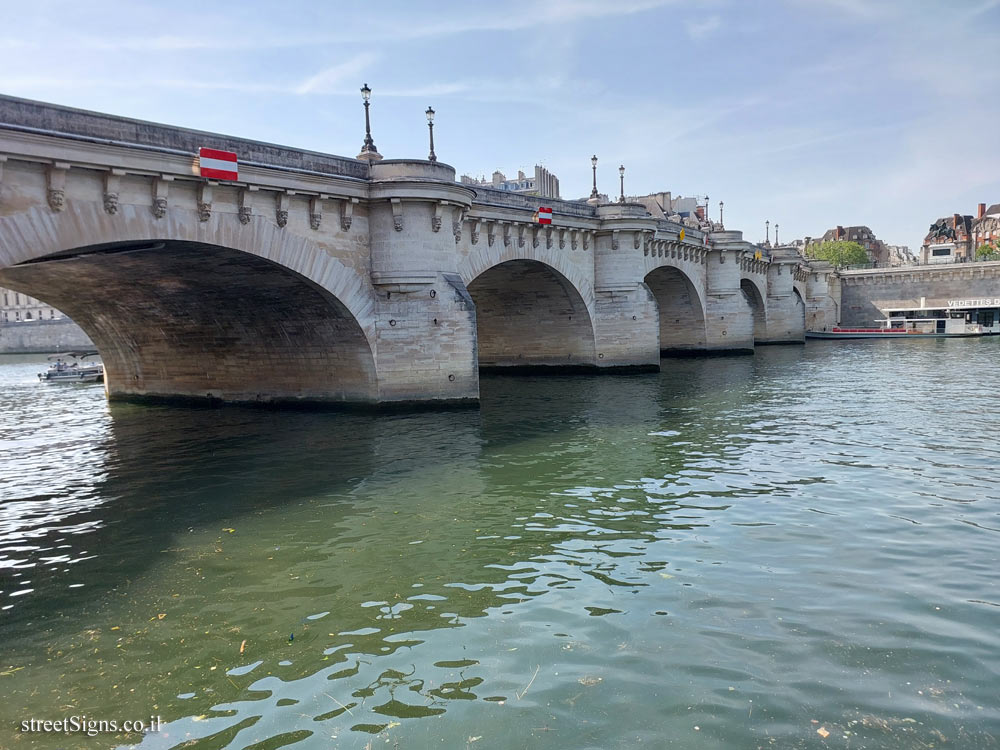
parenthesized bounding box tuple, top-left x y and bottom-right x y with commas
(1, 340, 999, 749)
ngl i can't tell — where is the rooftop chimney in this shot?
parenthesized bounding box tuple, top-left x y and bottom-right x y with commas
(979, 203, 987, 219)
(836, 225, 844, 239)
(953, 213, 961, 228)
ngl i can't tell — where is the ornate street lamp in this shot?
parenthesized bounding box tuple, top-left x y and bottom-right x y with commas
(774, 223, 779, 247)
(618, 164, 625, 204)
(719, 200, 724, 226)
(425, 105, 436, 162)
(358, 83, 380, 161)
(589, 155, 599, 201)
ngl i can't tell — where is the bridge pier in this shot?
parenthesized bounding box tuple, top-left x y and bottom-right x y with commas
(758, 247, 805, 344)
(367, 161, 478, 403)
(704, 232, 755, 354)
(591, 205, 661, 369)
(805, 261, 839, 332)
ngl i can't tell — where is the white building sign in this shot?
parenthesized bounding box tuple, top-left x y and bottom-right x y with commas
(947, 298, 1000, 308)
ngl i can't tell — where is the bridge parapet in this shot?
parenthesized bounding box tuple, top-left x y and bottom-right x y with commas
(0, 94, 368, 180)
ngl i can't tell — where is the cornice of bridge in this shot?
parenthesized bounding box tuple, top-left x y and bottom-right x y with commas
(0, 124, 371, 201)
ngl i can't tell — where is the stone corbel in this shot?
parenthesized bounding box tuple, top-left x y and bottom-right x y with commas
(487, 221, 496, 247)
(559, 228, 566, 249)
(582, 232, 590, 251)
(152, 175, 172, 219)
(340, 198, 355, 231)
(633, 232, 641, 250)
(611, 230, 619, 251)
(431, 201, 444, 233)
(390, 198, 404, 231)
(570, 230, 578, 251)
(719, 249, 726, 263)
(503, 223, 512, 247)
(545, 227, 553, 249)
(238, 187, 256, 224)
(47, 162, 69, 212)
(103, 169, 125, 215)
(196, 182, 213, 222)
(453, 208, 467, 243)
(309, 196, 324, 230)
(532, 226, 540, 249)
(517, 224, 526, 248)
(275, 192, 290, 228)
(471, 218, 481, 244)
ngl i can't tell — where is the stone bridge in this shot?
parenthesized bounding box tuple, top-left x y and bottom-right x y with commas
(0, 95, 827, 406)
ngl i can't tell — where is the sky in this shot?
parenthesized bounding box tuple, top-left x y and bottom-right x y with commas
(2, 0, 998, 252)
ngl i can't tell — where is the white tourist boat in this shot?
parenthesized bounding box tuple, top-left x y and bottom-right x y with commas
(808, 299, 1000, 339)
(37, 351, 105, 383)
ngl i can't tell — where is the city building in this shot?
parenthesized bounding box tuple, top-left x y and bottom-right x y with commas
(973, 202, 1000, 250)
(632, 192, 715, 230)
(1, 287, 65, 322)
(921, 213, 974, 264)
(813, 226, 889, 265)
(885, 245, 917, 266)
(460, 165, 560, 199)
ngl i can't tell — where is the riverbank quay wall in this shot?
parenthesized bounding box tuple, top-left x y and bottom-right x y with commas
(837, 262, 1000, 326)
(0, 318, 94, 353)
(0, 95, 818, 406)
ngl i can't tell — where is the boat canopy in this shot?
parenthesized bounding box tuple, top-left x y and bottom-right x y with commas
(47, 350, 100, 360)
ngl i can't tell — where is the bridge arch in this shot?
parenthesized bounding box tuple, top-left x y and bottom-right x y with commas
(463, 251, 596, 370)
(0, 204, 377, 404)
(644, 264, 707, 354)
(740, 277, 768, 343)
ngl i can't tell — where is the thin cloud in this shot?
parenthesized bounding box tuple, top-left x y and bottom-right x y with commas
(294, 53, 380, 95)
(685, 14, 722, 39)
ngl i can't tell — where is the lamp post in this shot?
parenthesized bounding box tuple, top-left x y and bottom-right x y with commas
(719, 200, 724, 227)
(774, 223, 779, 247)
(589, 155, 599, 201)
(358, 83, 380, 161)
(618, 164, 625, 204)
(425, 106, 436, 162)
(765, 219, 770, 246)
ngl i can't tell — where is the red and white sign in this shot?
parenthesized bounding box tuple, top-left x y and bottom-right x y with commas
(537, 206, 552, 225)
(198, 147, 239, 181)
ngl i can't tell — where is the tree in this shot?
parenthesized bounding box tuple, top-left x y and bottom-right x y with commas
(976, 240, 1000, 261)
(804, 240, 870, 268)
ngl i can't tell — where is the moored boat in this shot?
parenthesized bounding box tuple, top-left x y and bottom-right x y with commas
(808, 299, 1000, 339)
(38, 351, 104, 383)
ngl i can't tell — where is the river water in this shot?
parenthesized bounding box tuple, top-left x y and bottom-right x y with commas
(1, 341, 999, 749)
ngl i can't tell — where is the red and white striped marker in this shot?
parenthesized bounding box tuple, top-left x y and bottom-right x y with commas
(537, 206, 552, 225)
(198, 147, 239, 181)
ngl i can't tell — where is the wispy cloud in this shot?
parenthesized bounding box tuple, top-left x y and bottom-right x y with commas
(294, 53, 380, 95)
(685, 14, 722, 39)
(788, 0, 890, 19)
(0, 0, 681, 54)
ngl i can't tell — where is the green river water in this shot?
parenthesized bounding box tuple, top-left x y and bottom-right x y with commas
(1, 340, 998, 749)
